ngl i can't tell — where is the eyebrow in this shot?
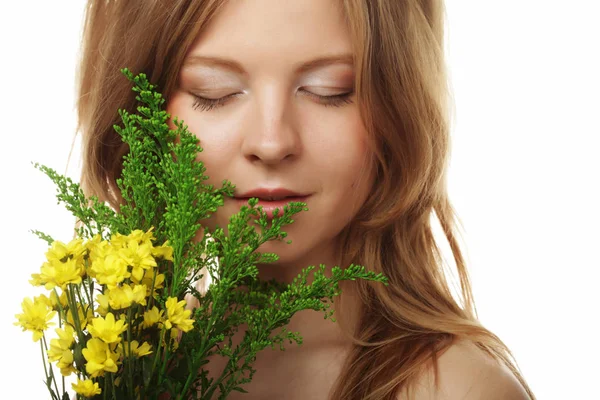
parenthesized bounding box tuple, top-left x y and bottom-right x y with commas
(182, 53, 354, 75)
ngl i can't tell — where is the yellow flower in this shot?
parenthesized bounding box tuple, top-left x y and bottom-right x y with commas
(72, 378, 102, 397)
(118, 239, 157, 282)
(118, 340, 153, 358)
(108, 232, 128, 250)
(105, 286, 132, 310)
(39, 258, 84, 290)
(164, 297, 194, 333)
(29, 272, 45, 287)
(14, 296, 57, 341)
(133, 341, 152, 357)
(49, 290, 68, 311)
(169, 327, 182, 351)
(85, 234, 108, 263)
(142, 306, 164, 329)
(106, 284, 147, 309)
(45, 238, 87, 266)
(66, 304, 94, 330)
(139, 269, 165, 297)
(48, 325, 76, 376)
(151, 240, 173, 261)
(110, 228, 155, 253)
(33, 294, 53, 308)
(55, 349, 76, 376)
(82, 338, 120, 377)
(88, 312, 127, 344)
(91, 251, 130, 289)
(127, 228, 156, 245)
(95, 293, 109, 316)
(130, 284, 147, 304)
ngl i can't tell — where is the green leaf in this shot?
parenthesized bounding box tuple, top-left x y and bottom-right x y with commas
(24, 67, 389, 400)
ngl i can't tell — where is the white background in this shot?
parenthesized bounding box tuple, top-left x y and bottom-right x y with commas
(0, 1, 598, 398)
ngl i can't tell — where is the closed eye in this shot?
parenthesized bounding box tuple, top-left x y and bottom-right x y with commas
(303, 90, 354, 107)
(190, 89, 354, 112)
(190, 92, 240, 112)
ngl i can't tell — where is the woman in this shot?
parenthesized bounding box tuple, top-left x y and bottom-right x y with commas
(75, 0, 535, 399)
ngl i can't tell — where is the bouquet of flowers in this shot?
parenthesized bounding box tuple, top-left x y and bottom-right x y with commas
(14, 69, 388, 400)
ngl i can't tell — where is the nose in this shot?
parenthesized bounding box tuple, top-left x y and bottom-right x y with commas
(241, 86, 301, 165)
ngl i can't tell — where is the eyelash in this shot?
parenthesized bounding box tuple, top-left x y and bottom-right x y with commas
(190, 89, 354, 112)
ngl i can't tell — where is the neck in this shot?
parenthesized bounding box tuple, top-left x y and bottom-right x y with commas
(281, 279, 360, 351)
(250, 239, 360, 351)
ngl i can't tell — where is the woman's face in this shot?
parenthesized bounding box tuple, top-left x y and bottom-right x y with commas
(166, 0, 374, 282)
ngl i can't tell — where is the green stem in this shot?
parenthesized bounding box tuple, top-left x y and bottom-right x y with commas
(178, 341, 207, 399)
(67, 285, 86, 345)
(52, 288, 65, 328)
(75, 288, 89, 324)
(171, 245, 183, 297)
(84, 221, 94, 239)
(149, 326, 166, 387)
(146, 268, 158, 312)
(159, 330, 171, 386)
(40, 336, 60, 400)
(82, 274, 94, 313)
(126, 307, 135, 399)
(42, 335, 61, 398)
(110, 373, 117, 400)
(103, 376, 107, 400)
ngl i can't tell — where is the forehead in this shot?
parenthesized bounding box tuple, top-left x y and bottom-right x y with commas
(186, 0, 353, 69)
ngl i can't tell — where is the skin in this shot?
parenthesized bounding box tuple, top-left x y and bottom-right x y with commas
(163, 0, 376, 397)
(165, 1, 532, 399)
(166, 0, 372, 361)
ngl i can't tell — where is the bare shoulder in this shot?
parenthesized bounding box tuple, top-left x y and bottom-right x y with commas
(396, 339, 531, 400)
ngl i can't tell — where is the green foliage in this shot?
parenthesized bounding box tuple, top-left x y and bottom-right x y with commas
(32, 68, 389, 399)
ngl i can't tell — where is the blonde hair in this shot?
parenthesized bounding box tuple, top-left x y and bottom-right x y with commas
(74, 1, 535, 399)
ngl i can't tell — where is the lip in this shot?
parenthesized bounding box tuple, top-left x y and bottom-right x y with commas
(235, 187, 309, 199)
(233, 196, 310, 219)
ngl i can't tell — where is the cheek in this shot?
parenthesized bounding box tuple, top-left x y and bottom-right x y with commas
(165, 96, 236, 180)
(315, 119, 372, 190)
